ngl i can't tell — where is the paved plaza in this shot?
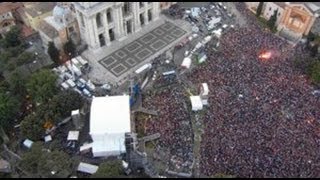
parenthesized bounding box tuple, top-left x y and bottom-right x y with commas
(98, 22, 187, 77)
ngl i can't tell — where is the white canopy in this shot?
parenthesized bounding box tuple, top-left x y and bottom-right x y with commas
(23, 139, 33, 149)
(44, 135, 52, 142)
(190, 96, 203, 111)
(67, 131, 80, 141)
(201, 83, 209, 96)
(135, 63, 151, 74)
(77, 162, 98, 174)
(90, 95, 130, 157)
(181, 57, 192, 69)
(198, 55, 207, 64)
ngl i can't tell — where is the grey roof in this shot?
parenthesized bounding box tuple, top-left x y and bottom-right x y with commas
(38, 20, 58, 39)
(24, 2, 56, 18)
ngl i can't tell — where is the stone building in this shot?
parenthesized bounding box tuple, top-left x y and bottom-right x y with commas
(160, 2, 177, 10)
(38, 3, 80, 51)
(246, 2, 320, 42)
(0, 2, 23, 38)
(73, 2, 161, 51)
(21, 2, 56, 31)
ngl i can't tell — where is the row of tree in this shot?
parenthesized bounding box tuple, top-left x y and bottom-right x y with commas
(47, 39, 76, 65)
(256, 2, 278, 32)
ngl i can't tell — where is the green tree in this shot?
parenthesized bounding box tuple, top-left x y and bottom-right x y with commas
(20, 114, 45, 141)
(268, 9, 278, 31)
(26, 69, 58, 104)
(211, 173, 236, 178)
(307, 60, 320, 85)
(91, 160, 123, 178)
(19, 142, 43, 175)
(3, 26, 21, 48)
(47, 42, 60, 65)
(256, 2, 264, 17)
(51, 90, 84, 118)
(0, 92, 19, 130)
(19, 142, 72, 178)
(16, 51, 35, 66)
(8, 69, 27, 97)
(63, 39, 76, 58)
(310, 44, 319, 57)
(37, 150, 72, 178)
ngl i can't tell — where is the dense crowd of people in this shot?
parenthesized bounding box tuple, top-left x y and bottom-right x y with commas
(142, 86, 194, 173)
(186, 2, 320, 178)
(138, 2, 320, 178)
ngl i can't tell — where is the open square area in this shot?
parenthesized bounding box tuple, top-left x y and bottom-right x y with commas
(98, 21, 187, 78)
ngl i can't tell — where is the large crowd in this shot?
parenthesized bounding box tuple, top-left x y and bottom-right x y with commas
(142, 86, 194, 173)
(138, 2, 320, 178)
(186, 2, 320, 178)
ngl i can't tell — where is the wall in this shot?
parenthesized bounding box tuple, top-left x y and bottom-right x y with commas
(25, 11, 53, 31)
(262, 2, 284, 25)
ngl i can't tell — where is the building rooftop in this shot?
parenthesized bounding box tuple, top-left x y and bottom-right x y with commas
(38, 20, 58, 39)
(0, 2, 23, 15)
(23, 2, 56, 18)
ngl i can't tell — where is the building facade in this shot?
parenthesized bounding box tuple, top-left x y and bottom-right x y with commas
(0, 2, 23, 38)
(73, 2, 160, 51)
(246, 2, 320, 42)
(38, 3, 80, 51)
(22, 2, 56, 31)
(160, 2, 177, 10)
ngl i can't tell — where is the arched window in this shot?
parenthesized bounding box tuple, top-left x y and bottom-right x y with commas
(123, 2, 131, 16)
(96, 13, 102, 28)
(4, 22, 10, 27)
(107, 8, 112, 23)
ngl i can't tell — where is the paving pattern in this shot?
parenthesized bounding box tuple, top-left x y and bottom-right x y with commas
(99, 21, 187, 77)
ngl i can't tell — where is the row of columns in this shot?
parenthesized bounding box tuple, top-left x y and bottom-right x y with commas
(77, 2, 160, 50)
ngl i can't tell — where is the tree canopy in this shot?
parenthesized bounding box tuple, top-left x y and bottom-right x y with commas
(307, 60, 320, 85)
(63, 39, 76, 59)
(268, 9, 278, 31)
(26, 69, 58, 104)
(0, 91, 19, 130)
(19, 142, 72, 178)
(256, 2, 264, 17)
(91, 160, 123, 178)
(47, 42, 60, 65)
(3, 26, 21, 48)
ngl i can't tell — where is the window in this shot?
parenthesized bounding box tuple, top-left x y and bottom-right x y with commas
(140, 13, 145, 26)
(123, 2, 131, 16)
(139, 2, 144, 8)
(126, 20, 132, 34)
(109, 28, 115, 41)
(148, 9, 152, 22)
(107, 8, 112, 23)
(96, 13, 102, 28)
(3, 22, 10, 27)
(80, 12, 85, 27)
(69, 26, 74, 33)
(99, 33, 105, 47)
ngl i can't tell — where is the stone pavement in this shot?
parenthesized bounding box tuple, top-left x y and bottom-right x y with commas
(82, 15, 192, 86)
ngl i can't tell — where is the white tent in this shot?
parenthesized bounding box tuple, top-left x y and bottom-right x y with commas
(67, 131, 80, 141)
(190, 96, 203, 111)
(44, 135, 52, 142)
(77, 162, 98, 174)
(90, 95, 131, 157)
(135, 63, 151, 74)
(23, 139, 33, 149)
(198, 54, 207, 64)
(181, 57, 192, 69)
(201, 83, 209, 96)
